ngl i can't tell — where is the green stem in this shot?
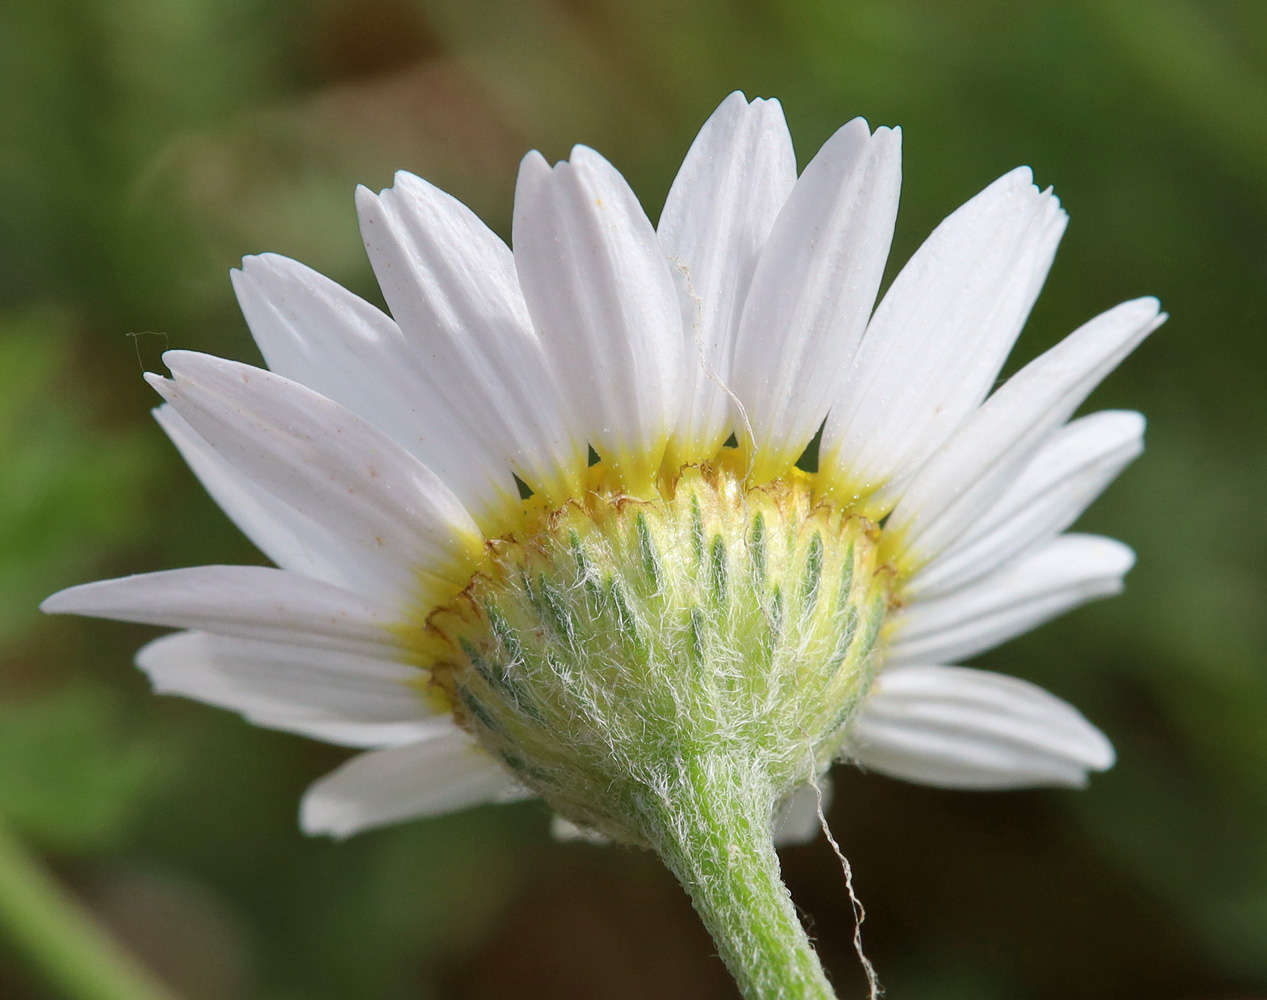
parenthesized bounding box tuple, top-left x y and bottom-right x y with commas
(0, 822, 180, 1000)
(644, 755, 836, 1000)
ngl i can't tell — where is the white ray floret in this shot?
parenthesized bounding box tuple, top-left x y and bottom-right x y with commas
(43, 566, 402, 657)
(886, 534, 1136, 667)
(356, 173, 584, 507)
(148, 350, 484, 611)
(850, 665, 1115, 789)
(886, 296, 1164, 566)
(657, 92, 797, 462)
(821, 167, 1067, 504)
(232, 253, 518, 526)
(908, 409, 1146, 598)
(299, 726, 522, 840)
(154, 404, 363, 592)
(137, 631, 436, 749)
(514, 145, 685, 490)
(728, 116, 902, 481)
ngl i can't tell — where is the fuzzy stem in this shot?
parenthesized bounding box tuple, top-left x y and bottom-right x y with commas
(0, 822, 180, 1000)
(643, 755, 836, 1000)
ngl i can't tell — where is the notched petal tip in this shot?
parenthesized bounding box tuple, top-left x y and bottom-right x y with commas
(150, 351, 225, 392)
(143, 370, 173, 394)
(391, 167, 427, 190)
(236, 251, 298, 279)
(565, 144, 621, 179)
(156, 347, 199, 372)
(160, 350, 271, 388)
(744, 95, 790, 132)
(514, 149, 552, 197)
(374, 170, 446, 216)
(353, 182, 377, 208)
(977, 166, 1064, 225)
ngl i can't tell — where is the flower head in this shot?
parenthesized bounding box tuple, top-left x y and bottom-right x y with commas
(44, 91, 1161, 998)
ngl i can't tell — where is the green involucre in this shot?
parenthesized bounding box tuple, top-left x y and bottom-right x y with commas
(429, 466, 894, 848)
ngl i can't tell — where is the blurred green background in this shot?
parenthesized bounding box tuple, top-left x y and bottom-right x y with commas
(1, 0, 1265, 997)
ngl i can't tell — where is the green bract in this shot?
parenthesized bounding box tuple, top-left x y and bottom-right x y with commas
(430, 466, 894, 847)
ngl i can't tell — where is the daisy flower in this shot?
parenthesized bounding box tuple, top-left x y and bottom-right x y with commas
(44, 92, 1162, 999)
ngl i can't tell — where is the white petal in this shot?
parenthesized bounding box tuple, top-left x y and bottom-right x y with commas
(155, 405, 366, 592)
(356, 177, 584, 505)
(887, 297, 1164, 565)
(908, 410, 1145, 598)
(148, 351, 484, 611)
(822, 168, 1067, 498)
(729, 119, 901, 481)
(658, 92, 797, 461)
(41, 566, 402, 658)
(771, 775, 831, 847)
(277, 719, 440, 749)
(300, 728, 517, 838)
(850, 665, 1115, 788)
(886, 534, 1135, 667)
(136, 631, 435, 748)
(232, 254, 517, 526)
(513, 146, 685, 490)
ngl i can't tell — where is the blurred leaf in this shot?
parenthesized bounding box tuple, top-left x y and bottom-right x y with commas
(0, 309, 157, 646)
(0, 682, 171, 853)
(1085, 0, 1267, 198)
